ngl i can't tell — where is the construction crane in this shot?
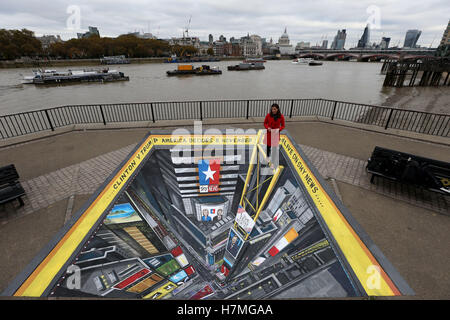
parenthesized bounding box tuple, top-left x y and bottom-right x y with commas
(429, 34, 437, 48)
(185, 15, 192, 38)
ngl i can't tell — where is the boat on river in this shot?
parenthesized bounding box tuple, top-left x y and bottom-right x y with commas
(166, 65, 222, 76)
(292, 58, 313, 64)
(227, 62, 265, 71)
(22, 68, 129, 85)
(243, 57, 266, 63)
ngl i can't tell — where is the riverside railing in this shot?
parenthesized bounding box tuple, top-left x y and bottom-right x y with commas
(0, 98, 449, 139)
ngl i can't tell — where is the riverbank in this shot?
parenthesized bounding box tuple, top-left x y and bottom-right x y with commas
(381, 86, 450, 115)
(0, 56, 249, 69)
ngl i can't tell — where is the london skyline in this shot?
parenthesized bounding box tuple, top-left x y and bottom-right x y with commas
(1, 0, 449, 49)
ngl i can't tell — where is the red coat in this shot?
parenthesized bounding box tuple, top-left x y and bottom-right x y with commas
(263, 113, 285, 146)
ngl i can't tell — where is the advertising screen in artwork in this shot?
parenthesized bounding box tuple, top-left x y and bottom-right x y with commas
(198, 159, 220, 193)
(235, 205, 255, 235)
(225, 228, 244, 258)
(104, 203, 142, 225)
(169, 270, 188, 284)
(199, 204, 224, 222)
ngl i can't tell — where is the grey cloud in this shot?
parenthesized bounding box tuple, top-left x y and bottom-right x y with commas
(0, 0, 448, 48)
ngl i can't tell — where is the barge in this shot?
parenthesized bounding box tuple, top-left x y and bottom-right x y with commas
(166, 64, 222, 76)
(227, 62, 265, 71)
(22, 68, 130, 85)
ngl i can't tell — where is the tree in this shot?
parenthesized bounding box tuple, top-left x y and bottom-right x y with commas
(0, 28, 176, 60)
(0, 29, 42, 59)
(207, 48, 214, 56)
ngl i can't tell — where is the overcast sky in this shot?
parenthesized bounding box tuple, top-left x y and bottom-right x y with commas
(1, 0, 449, 48)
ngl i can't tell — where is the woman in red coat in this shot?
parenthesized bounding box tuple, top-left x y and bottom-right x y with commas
(264, 103, 285, 158)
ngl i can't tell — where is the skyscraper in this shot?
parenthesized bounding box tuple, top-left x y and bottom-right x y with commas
(440, 20, 450, 46)
(403, 29, 421, 48)
(331, 29, 346, 50)
(208, 34, 213, 45)
(357, 24, 370, 48)
(322, 39, 328, 49)
(380, 37, 391, 49)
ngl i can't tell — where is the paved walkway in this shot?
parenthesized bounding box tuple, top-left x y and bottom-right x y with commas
(301, 145, 449, 216)
(1, 140, 448, 225)
(0, 144, 135, 224)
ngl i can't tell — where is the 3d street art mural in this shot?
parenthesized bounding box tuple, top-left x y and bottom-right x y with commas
(2, 130, 413, 299)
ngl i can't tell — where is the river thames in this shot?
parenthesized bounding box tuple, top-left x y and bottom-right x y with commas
(0, 60, 448, 116)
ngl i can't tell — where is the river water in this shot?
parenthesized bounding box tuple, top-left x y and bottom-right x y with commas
(0, 60, 448, 116)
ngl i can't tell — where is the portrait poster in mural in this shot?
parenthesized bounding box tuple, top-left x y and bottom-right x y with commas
(198, 204, 224, 222)
(226, 228, 244, 258)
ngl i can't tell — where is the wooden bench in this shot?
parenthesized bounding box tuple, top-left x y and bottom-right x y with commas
(366, 146, 450, 195)
(0, 164, 25, 207)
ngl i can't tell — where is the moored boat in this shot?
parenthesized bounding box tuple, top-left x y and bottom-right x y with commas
(22, 68, 129, 85)
(167, 64, 222, 76)
(308, 60, 323, 66)
(292, 58, 313, 64)
(243, 57, 266, 63)
(227, 62, 265, 71)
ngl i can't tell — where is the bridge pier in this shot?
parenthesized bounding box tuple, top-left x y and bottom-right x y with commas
(383, 58, 450, 87)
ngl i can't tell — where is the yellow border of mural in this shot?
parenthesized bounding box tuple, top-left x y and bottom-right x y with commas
(280, 135, 400, 296)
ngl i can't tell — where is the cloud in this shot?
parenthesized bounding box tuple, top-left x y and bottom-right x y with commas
(0, 0, 448, 48)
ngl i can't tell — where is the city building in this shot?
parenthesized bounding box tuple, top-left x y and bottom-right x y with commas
(213, 41, 225, 56)
(208, 34, 213, 45)
(330, 29, 346, 50)
(357, 24, 370, 48)
(169, 36, 201, 49)
(77, 26, 100, 39)
(322, 40, 328, 49)
(249, 35, 263, 56)
(198, 41, 211, 55)
(440, 20, 450, 46)
(37, 35, 62, 49)
(380, 37, 391, 50)
(295, 42, 310, 50)
(403, 29, 422, 48)
(231, 42, 241, 56)
(240, 34, 258, 57)
(277, 28, 295, 55)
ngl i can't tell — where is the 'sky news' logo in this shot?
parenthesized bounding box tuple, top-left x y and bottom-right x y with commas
(198, 159, 220, 193)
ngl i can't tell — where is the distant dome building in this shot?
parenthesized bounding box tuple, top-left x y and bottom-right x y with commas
(277, 27, 295, 55)
(278, 28, 290, 45)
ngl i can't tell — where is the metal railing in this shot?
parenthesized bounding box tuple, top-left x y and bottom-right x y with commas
(1, 98, 449, 139)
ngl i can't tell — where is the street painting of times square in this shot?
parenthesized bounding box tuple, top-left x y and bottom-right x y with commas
(4, 131, 413, 299)
(1, 0, 450, 308)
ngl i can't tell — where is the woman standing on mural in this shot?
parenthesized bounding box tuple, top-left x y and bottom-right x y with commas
(264, 103, 285, 161)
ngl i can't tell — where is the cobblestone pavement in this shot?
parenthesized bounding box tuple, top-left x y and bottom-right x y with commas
(1, 142, 448, 225)
(0, 144, 135, 224)
(300, 144, 449, 216)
